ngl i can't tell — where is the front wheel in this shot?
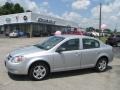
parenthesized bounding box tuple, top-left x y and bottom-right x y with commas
(29, 63, 49, 80)
(95, 58, 108, 72)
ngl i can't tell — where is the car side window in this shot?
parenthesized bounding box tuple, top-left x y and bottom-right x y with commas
(58, 39, 79, 51)
(82, 38, 100, 49)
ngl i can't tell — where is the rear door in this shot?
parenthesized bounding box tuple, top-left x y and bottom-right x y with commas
(81, 38, 101, 68)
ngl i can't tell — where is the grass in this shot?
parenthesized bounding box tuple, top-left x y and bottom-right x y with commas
(99, 36, 108, 43)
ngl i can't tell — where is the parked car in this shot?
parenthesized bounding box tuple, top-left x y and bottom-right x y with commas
(106, 34, 120, 46)
(5, 35, 113, 80)
(9, 30, 27, 38)
(63, 30, 84, 35)
(9, 30, 19, 38)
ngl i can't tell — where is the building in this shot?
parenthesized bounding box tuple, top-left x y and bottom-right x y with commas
(0, 12, 78, 37)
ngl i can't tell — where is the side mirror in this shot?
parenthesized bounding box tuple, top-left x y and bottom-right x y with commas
(56, 47, 66, 53)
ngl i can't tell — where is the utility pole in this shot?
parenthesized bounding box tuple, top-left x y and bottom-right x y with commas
(114, 24, 117, 34)
(99, 3, 102, 38)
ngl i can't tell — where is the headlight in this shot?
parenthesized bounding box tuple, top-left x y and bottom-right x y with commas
(11, 56, 26, 63)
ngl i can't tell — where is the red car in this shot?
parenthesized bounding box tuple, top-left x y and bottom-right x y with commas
(63, 30, 84, 35)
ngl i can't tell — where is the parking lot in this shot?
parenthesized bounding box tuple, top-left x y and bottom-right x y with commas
(0, 38, 120, 90)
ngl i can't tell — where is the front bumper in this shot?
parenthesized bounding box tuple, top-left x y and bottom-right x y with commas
(5, 59, 28, 75)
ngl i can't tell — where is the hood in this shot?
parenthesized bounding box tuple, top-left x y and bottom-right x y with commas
(10, 45, 45, 57)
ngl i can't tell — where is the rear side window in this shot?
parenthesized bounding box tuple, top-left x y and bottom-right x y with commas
(82, 38, 100, 49)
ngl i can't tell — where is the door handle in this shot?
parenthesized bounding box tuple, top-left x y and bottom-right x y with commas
(75, 53, 80, 56)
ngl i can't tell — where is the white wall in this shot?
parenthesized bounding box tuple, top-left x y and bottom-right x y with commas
(0, 12, 78, 27)
(31, 13, 78, 27)
(0, 12, 31, 25)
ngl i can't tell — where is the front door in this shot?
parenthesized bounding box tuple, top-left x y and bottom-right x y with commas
(53, 38, 81, 71)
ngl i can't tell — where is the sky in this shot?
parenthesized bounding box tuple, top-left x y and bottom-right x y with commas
(0, 0, 120, 31)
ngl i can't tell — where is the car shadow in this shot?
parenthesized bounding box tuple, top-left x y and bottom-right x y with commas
(49, 66, 112, 80)
(8, 72, 30, 81)
(8, 66, 112, 81)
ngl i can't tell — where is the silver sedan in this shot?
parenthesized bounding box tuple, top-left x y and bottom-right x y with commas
(5, 35, 114, 80)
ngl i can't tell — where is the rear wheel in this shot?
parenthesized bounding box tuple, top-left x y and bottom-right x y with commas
(29, 63, 49, 80)
(95, 58, 108, 72)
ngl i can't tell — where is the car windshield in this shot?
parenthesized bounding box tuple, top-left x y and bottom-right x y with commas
(34, 36, 65, 50)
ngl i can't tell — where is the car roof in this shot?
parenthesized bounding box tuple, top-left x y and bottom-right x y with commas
(57, 35, 95, 39)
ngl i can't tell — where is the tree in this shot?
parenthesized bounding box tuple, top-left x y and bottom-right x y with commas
(14, 3, 24, 13)
(2, 2, 14, 15)
(104, 29, 112, 34)
(0, 6, 4, 15)
(86, 27, 95, 32)
(0, 2, 24, 16)
(95, 29, 100, 33)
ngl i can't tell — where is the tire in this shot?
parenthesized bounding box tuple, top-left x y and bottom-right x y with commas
(29, 63, 49, 81)
(95, 58, 108, 72)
